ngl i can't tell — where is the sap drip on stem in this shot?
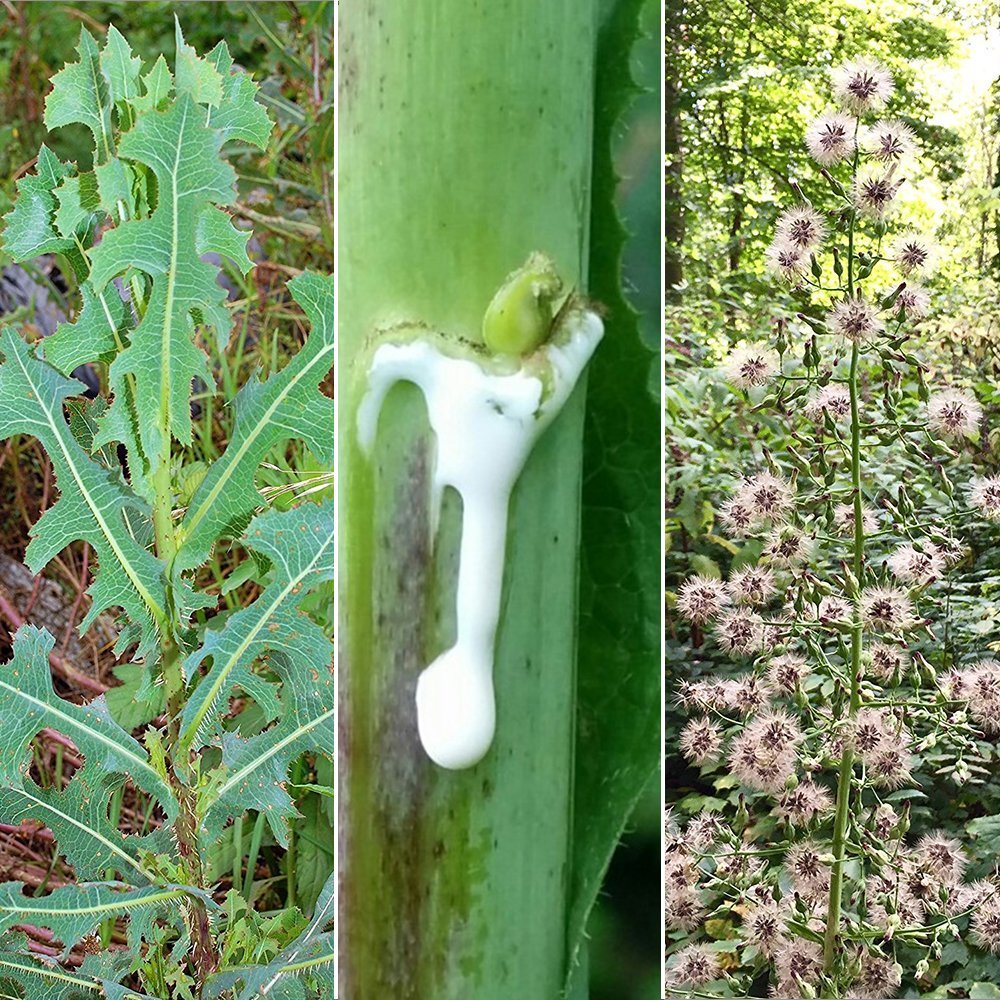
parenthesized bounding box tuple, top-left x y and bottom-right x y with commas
(356, 305, 603, 769)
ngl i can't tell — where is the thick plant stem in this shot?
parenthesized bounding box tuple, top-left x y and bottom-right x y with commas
(823, 342, 864, 979)
(823, 185, 864, 983)
(150, 374, 216, 977)
(151, 429, 183, 741)
(338, 2, 597, 997)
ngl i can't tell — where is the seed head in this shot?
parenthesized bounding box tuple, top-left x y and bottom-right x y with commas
(776, 205, 828, 251)
(849, 707, 897, 760)
(785, 840, 829, 896)
(887, 541, 945, 586)
(867, 743, 912, 789)
(863, 118, 916, 162)
(728, 565, 777, 606)
(867, 642, 909, 681)
(722, 674, 772, 715)
(677, 574, 731, 623)
(767, 652, 810, 695)
(846, 951, 902, 999)
(948, 879, 996, 917)
(833, 502, 878, 535)
(677, 678, 730, 712)
(893, 284, 931, 319)
(891, 231, 936, 275)
(826, 296, 884, 343)
(804, 383, 852, 422)
(805, 110, 857, 165)
(685, 812, 727, 850)
(729, 727, 797, 793)
(748, 707, 804, 746)
(722, 343, 782, 389)
(663, 851, 692, 894)
(765, 238, 808, 283)
(860, 585, 916, 633)
(853, 165, 904, 218)
(915, 831, 966, 884)
(831, 57, 895, 114)
(773, 779, 833, 826)
(774, 938, 824, 996)
(938, 667, 972, 702)
(818, 595, 853, 623)
(951, 659, 1000, 734)
(930, 534, 964, 568)
(971, 475, 1000, 519)
(719, 496, 756, 536)
(716, 608, 767, 657)
(972, 892, 1000, 953)
(868, 802, 901, 839)
(742, 903, 786, 956)
(666, 944, 720, 987)
(679, 716, 724, 766)
(664, 883, 706, 932)
(927, 387, 982, 438)
(735, 471, 796, 525)
(762, 524, 812, 566)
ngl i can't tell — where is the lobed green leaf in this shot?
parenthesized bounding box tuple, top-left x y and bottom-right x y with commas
(44, 28, 114, 165)
(90, 93, 238, 459)
(205, 873, 334, 1000)
(0, 882, 204, 959)
(2, 146, 78, 263)
(101, 25, 142, 112)
(568, 0, 661, 982)
(0, 626, 176, 885)
(191, 501, 334, 847)
(0, 330, 167, 654)
(0, 935, 136, 998)
(175, 271, 335, 571)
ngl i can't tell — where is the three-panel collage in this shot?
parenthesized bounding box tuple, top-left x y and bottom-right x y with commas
(0, 2, 995, 999)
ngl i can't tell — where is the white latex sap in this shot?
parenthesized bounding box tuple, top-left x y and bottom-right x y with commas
(356, 310, 603, 769)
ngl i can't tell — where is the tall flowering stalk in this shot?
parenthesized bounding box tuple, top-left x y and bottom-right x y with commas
(667, 58, 1000, 998)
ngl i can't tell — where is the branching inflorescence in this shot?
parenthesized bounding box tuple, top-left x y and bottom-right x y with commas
(666, 58, 1000, 998)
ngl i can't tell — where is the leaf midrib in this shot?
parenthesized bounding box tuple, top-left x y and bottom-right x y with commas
(12, 785, 153, 883)
(8, 344, 164, 623)
(160, 101, 187, 453)
(0, 676, 166, 794)
(180, 528, 334, 747)
(0, 956, 100, 991)
(213, 707, 334, 802)
(0, 887, 182, 919)
(85, 41, 113, 164)
(182, 340, 334, 543)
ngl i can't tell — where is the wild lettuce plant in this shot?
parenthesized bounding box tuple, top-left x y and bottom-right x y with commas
(666, 58, 999, 998)
(0, 24, 333, 998)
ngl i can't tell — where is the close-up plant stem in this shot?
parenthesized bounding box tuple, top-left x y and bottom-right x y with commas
(338, 2, 597, 994)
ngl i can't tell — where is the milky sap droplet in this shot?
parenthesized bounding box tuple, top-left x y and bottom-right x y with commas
(358, 308, 603, 770)
(415, 647, 495, 770)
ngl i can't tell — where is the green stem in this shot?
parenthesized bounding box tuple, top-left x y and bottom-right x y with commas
(338, 2, 597, 996)
(823, 137, 865, 986)
(145, 219, 215, 988)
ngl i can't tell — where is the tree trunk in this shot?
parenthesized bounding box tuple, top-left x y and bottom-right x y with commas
(664, 0, 685, 299)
